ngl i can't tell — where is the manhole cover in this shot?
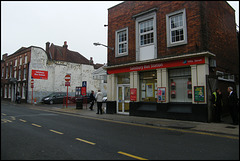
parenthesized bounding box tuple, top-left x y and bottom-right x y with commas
(225, 126, 236, 129)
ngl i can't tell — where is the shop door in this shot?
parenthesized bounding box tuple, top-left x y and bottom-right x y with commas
(117, 85, 130, 114)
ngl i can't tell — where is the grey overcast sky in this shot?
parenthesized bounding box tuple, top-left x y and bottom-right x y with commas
(1, 1, 239, 64)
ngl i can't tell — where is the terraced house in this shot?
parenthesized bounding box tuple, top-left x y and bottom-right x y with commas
(105, 1, 239, 122)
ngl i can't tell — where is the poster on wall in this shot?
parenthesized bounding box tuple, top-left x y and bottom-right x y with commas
(146, 83, 153, 97)
(157, 87, 166, 102)
(194, 86, 205, 102)
(130, 88, 137, 101)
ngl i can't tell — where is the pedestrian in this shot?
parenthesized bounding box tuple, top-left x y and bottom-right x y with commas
(89, 90, 95, 111)
(95, 89, 103, 114)
(16, 91, 20, 103)
(227, 86, 239, 125)
(212, 88, 223, 122)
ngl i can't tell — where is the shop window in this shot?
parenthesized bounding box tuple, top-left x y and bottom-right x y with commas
(140, 70, 157, 102)
(169, 68, 192, 103)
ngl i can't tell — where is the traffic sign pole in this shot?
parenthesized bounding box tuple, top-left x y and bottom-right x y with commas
(65, 74, 71, 108)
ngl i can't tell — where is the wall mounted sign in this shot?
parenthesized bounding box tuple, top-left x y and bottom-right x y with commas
(32, 70, 48, 80)
(107, 57, 205, 74)
(130, 88, 137, 101)
(194, 86, 205, 102)
(157, 87, 166, 102)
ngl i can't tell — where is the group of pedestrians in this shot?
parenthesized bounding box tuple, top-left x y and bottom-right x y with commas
(89, 90, 104, 114)
(212, 86, 239, 125)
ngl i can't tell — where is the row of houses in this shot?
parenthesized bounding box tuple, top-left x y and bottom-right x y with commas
(1, 41, 107, 104)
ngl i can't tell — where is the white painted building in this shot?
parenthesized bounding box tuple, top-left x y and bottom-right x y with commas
(27, 41, 103, 103)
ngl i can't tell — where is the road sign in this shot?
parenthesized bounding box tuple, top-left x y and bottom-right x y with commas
(31, 79, 34, 84)
(65, 74, 71, 82)
(65, 82, 70, 86)
(31, 84, 34, 88)
(82, 81, 87, 87)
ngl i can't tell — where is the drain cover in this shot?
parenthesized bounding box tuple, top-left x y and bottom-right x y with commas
(225, 126, 236, 129)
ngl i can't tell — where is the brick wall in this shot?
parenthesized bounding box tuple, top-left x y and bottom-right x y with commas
(107, 1, 238, 77)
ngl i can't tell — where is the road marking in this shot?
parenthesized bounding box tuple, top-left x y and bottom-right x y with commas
(2, 113, 7, 116)
(75, 138, 96, 145)
(30, 107, 239, 140)
(1, 119, 12, 123)
(118, 151, 148, 160)
(19, 119, 27, 122)
(31, 123, 42, 128)
(49, 129, 64, 135)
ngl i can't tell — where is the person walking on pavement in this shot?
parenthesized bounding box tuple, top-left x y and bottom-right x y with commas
(89, 90, 95, 111)
(212, 88, 223, 122)
(95, 89, 103, 114)
(227, 86, 239, 125)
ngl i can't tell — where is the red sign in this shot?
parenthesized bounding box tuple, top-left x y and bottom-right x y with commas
(32, 70, 48, 80)
(31, 84, 34, 88)
(81, 87, 86, 96)
(65, 74, 71, 82)
(107, 57, 205, 74)
(31, 79, 34, 85)
(130, 88, 137, 101)
(65, 82, 70, 86)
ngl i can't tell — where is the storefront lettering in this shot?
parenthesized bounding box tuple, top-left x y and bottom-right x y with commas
(108, 57, 205, 74)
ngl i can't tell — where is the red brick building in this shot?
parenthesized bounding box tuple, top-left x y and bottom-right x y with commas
(105, 1, 238, 122)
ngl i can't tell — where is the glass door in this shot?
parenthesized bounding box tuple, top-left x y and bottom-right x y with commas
(117, 85, 130, 114)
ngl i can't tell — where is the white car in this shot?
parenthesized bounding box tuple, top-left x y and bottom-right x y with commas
(103, 97, 107, 102)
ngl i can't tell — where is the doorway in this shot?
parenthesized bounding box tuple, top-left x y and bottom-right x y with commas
(117, 85, 130, 114)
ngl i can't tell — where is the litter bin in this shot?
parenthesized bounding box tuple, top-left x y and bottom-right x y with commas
(76, 98, 83, 109)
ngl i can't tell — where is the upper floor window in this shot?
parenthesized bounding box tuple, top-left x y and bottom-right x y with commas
(15, 59, 17, 66)
(20, 57, 22, 65)
(140, 19, 154, 46)
(115, 28, 128, 57)
(135, 10, 157, 61)
(24, 55, 28, 64)
(166, 8, 187, 47)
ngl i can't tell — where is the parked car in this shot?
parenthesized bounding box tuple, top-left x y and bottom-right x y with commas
(41, 92, 67, 104)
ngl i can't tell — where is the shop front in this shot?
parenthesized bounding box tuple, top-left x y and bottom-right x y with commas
(106, 52, 215, 122)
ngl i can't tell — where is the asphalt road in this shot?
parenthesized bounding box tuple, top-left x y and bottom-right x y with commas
(1, 102, 239, 160)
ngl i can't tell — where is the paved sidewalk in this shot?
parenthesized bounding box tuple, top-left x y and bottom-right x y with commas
(31, 102, 239, 137)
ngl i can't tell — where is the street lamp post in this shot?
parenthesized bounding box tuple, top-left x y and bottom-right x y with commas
(93, 42, 114, 51)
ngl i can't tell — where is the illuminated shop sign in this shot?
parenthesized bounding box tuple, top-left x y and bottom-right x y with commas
(107, 57, 205, 74)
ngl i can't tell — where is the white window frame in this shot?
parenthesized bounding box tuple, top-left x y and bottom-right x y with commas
(135, 11, 157, 61)
(18, 69, 21, 80)
(115, 27, 128, 57)
(24, 55, 28, 64)
(20, 57, 22, 65)
(166, 8, 187, 47)
(216, 71, 235, 82)
(15, 59, 17, 66)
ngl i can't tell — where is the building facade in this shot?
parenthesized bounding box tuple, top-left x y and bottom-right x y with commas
(1, 41, 103, 103)
(105, 1, 239, 122)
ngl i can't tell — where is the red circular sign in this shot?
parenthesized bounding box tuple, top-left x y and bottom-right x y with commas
(65, 74, 71, 82)
(31, 79, 34, 84)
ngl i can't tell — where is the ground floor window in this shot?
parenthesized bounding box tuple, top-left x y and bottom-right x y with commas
(140, 70, 157, 102)
(169, 68, 192, 103)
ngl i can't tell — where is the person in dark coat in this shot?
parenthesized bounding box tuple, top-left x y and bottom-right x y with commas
(89, 90, 95, 111)
(227, 87, 239, 125)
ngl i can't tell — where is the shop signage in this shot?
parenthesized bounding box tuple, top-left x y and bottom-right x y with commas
(157, 87, 166, 102)
(194, 86, 205, 102)
(130, 88, 137, 101)
(32, 70, 48, 80)
(107, 57, 205, 74)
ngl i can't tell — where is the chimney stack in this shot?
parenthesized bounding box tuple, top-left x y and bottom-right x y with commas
(63, 41, 68, 60)
(46, 42, 50, 54)
(2, 53, 8, 61)
(89, 57, 94, 65)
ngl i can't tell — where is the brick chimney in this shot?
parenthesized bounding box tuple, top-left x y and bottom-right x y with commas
(2, 53, 8, 61)
(46, 42, 50, 55)
(63, 41, 68, 60)
(89, 57, 94, 65)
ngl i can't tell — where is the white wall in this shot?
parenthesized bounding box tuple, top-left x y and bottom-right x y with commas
(28, 47, 100, 103)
